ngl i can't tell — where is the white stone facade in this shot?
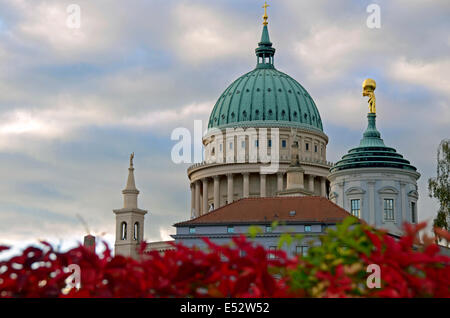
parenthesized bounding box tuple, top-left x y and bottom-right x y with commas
(188, 127, 332, 217)
(328, 167, 420, 235)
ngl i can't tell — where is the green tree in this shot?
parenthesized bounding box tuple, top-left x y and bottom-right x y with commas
(428, 139, 450, 232)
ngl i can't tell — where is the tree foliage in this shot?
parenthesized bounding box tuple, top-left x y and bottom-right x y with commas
(429, 139, 450, 231)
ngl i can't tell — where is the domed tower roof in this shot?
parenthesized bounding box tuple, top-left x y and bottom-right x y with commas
(330, 113, 417, 173)
(207, 22, 323, 133)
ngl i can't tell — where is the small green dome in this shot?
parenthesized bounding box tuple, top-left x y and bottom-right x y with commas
(330, 114, 417, 173)
(208, 26, 323, 133)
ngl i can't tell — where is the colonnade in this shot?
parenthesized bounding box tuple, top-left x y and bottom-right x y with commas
(191, 173, 328, 217)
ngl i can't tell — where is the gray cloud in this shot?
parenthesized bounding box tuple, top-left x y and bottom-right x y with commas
(0, 0, 448, 251)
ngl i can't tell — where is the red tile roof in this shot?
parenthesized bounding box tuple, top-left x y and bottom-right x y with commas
(175, 196, 355, 226)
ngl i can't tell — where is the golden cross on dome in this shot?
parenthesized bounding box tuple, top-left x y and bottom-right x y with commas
(262, 1, 269, 26)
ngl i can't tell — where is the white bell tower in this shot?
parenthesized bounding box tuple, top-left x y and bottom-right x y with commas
(113, 153, 147, 258)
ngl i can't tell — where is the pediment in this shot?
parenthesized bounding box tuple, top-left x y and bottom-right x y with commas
(345, 187, 366, 195)
(378, 186, 399, 195)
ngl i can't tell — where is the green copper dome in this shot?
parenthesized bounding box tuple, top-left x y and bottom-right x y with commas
(330, 113, 417, 173)
(208, 25, 323, 133)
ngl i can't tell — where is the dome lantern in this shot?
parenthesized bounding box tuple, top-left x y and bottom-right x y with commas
(255, 2, 275, 69)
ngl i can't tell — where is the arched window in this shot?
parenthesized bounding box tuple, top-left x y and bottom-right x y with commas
(134, 222, 139, 241)
(121, 222, 127, 240)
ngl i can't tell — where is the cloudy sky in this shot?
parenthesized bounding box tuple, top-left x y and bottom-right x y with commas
(0, 0, 448, 254)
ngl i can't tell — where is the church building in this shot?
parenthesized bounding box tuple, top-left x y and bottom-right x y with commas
(188, 6, 332, 219)
(111, 4, 420, 257)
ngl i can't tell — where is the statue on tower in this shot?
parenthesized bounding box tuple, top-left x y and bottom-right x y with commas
(129, 152, 134, 167)
(362, 78, 376, 114)
(290, 128, 300, 166)
(290, 127, 298, 146)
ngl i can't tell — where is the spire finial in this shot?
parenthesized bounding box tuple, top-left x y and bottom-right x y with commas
(262, 1, 269, 26)
(256, 2, 275, 69)
(360, 79, 385, 147)
(124, 153, 138, 193)
(362, 79, 376, 114)
(129, 152, 134, 168)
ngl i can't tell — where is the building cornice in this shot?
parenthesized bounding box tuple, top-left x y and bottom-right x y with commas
(328, 166, 420, 182)
(203, 123, 329, 143)
(172, 232, 327, 240)
(113, 208, 148, 216)
(188, 159, 333, 180)
(174, 220, 340, 228)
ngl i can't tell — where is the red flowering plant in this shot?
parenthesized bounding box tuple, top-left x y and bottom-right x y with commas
(0, 235, 299, 298)
(0, 218, 449, 298)
(286, 217, 450, 297)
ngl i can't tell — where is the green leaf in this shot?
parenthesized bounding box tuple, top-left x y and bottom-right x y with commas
(294, 234, 304, 243)
(248, 225, 263, 238)
(278, 233, 293, 249)
(271, 220, 279, 229)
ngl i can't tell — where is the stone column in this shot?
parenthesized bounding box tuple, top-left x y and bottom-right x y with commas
(202, 178, 208, 215)
(338, 182, 344, 208)
(227, 174, 234, 204)
(195, 181, 201, 217)
(260, 173, 267, 197)
(400, 182, 406, 223)
(190, 183, 195, 218)
(242, 173, 249, 198)
(368, 181, 376, 225)
(277, 172, 284, 192)
(213, 176, 220, 210)
(321, 177, 327, 197)
(308, 175, 315, 193)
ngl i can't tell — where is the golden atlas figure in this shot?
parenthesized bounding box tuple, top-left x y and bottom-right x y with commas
(362, 78, 377, 114)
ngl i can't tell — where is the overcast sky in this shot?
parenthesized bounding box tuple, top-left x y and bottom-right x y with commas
(0, 0, 448, 255)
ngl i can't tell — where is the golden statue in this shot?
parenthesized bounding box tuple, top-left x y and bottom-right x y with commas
(362, 78, 376, 114)
(262, 2, 269, 26)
